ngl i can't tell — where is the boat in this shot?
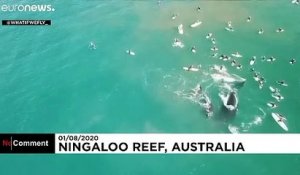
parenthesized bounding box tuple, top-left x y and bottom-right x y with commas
(271, 113, 288, 131)
(190, 20, 202, 28)
(219, 91, 238, 111)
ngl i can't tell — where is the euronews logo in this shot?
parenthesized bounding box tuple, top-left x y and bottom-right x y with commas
(1, 4, 55, 12)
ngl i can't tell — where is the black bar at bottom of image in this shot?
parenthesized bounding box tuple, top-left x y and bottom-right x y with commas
(0, 133, 55, 154)
(2, 20, 51, 26)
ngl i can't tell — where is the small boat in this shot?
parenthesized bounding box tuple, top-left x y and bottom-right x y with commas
(190, 20, 202, 28)
(219, 91, 238, 111)
(271, 113, 288, 131)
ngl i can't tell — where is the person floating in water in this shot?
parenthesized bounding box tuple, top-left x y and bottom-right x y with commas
(171, 13, 178, 20)
(278, 115, 286, 122)
(89, 41, 96, 50)
(276, 80, 288, 87)
(290, 58, 296, 65)
(247, 16, 251, 22)
(191, 46, 196, 53)
(276, 28, 284, 33)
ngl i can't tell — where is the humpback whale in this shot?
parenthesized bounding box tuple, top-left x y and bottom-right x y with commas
(220, 91, 238, 111)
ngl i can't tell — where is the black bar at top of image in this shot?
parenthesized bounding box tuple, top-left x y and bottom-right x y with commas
(2, 20, 51, 26)
(0, 134, 55, 154)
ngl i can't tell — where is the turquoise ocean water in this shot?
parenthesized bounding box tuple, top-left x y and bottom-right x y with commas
(1, 0, 300, 174)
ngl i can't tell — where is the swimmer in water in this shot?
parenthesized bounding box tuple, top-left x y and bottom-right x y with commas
(258, 80, 264, 89)
(89, 41, 96, 50)
(258, 28, 264, 34)
(171, 13, 178, 20)
(211, 46, 218, 51)
(267, 102, 277, 109)
(206, 33, 213, 39)
(197, 6, 201, 11)
(276, 28, 284, 33)
(211, 38, 216, 44)
(247, 16, 251, 22)
(250, 56, 256, 65)
(231, 60, 237, 66)
(289, 58, 296, 65)
(212, 53, 218, 57)
(236, 64, 242, 69)
(267, 56, 276, 62)
(276, 80, 288, 86)
(191, 46, 196, 53)
(278, 115, 286, 122)
(227, 21, 232, 28)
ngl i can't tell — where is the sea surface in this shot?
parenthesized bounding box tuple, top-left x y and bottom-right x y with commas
(1, 0, 300, 174)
